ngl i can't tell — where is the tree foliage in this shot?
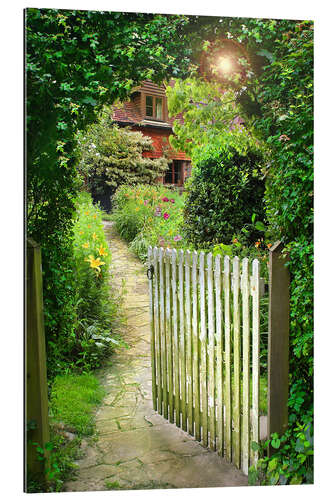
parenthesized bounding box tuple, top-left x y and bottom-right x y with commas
(76, 108, 168, 211)
(166, 77, 261, 156)
(26, 8, 192, 376)
(212, 19, 314, 485)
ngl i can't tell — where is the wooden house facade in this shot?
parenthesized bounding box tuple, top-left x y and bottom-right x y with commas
(112, 81, 192, 187)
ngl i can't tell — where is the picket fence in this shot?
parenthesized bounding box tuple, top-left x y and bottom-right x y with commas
(147, 246, 266, 475)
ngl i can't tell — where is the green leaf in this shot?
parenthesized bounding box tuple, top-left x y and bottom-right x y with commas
(268, 457, 278, 472)
(254, 221, 266, 232)
(271, 437, 281, 449)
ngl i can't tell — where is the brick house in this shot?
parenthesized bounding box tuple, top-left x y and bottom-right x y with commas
(112, 80, 192, 187)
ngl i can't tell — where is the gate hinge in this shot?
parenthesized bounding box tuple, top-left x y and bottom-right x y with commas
(147, 264, 154, 280)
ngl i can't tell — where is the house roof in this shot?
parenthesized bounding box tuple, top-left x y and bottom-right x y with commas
(111, 81, 190, 161)
(112, 80, 185, 129)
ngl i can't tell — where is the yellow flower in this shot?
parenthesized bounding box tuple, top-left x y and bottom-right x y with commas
(87, 224, 91, 229)
(92, 232, 98, 240)
(135, 207, 139, 211)
(85, 211, 90, 216)
(85, 254, 105, 273)
(98, 245, 108, 257)
(79, 230, 84, 235)
(82, 242, 89, 249)
(93, 214, 97, 219)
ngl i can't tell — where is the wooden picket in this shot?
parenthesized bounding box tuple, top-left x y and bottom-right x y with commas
(148, 246, 264, 476)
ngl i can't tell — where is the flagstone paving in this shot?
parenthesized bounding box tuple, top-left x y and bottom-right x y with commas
(64, 221, 248, 492)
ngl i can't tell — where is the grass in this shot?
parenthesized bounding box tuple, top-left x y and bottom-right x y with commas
(50, 373, 106, 436)
(27, 372, 106, 493)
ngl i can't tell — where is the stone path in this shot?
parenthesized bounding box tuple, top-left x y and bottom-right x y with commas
(64, 222, 248, 491)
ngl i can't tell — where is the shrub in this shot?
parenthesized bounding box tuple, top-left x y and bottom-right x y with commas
(76, 108, 169, 212)
(182, 144, 266, 248)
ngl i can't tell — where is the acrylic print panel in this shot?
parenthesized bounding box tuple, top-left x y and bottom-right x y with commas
(25, 0, 313, 494)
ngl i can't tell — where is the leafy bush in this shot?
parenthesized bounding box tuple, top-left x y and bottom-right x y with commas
(41, 230, 79, 378)
(112, 184, 185, 261)
(71, 192, 126, 371)
(44, 192, 124, 375)
(249, 416, 313, 486)
(182, 144, 266, 247)
(76, 108, 169, 212)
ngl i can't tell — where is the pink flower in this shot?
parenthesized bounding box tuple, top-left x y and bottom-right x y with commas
(170, 199, 175, 203)
(144, 200, 148, 205)
(174, 235, 182, 241)
(154, 207, 162, 216)
(162, 197, 169, 202)
(279, 134, 290, 142)
(163, 212, 170, 220)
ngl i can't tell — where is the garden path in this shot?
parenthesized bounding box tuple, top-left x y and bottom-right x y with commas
(64, 221, 248, 491)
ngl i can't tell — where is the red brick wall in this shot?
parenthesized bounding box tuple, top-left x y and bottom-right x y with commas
(131, 126, 190, 161)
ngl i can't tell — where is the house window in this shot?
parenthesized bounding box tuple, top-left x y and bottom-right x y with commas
(164, 161, 182, 185)
(145, 95, 164, 120)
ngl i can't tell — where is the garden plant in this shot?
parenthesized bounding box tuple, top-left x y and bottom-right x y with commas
(26, 8, 313, 490)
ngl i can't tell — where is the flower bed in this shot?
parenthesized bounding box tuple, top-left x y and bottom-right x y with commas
(112, 184, 186, 261)
(72, 191, 125, 371)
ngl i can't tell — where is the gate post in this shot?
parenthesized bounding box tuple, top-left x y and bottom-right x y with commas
(25, 239, 50, 488)
(267, 241, 290, 449)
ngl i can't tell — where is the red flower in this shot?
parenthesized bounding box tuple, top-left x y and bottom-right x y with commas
(162, 197, 169, 202)
(163, 212, 170, 220)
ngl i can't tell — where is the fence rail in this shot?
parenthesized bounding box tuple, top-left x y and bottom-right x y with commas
(148, 246, 266, 475)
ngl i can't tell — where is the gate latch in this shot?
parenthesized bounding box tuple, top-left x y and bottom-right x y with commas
(147, 264, 154, 281)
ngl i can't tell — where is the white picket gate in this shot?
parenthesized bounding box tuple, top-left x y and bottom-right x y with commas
(147, 246, 265, 475)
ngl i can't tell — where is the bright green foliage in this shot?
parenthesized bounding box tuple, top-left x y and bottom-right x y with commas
(166, 16, 313, 484)
(245, 22, 314, 479)
(71, 192, 125, 372)
(166, 77, 261, 156)
(182, 144, 266, 247)
(26, 9, 192, 376)
(76, 107, 168, 209)
(112, 184, 185, 261)
(218, 19, 314, 484)
(45, 192, 124, 375)
(249, 416, 313, 486)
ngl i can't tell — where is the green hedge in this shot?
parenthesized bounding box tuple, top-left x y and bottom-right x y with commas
(182, 144, 266, 247)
